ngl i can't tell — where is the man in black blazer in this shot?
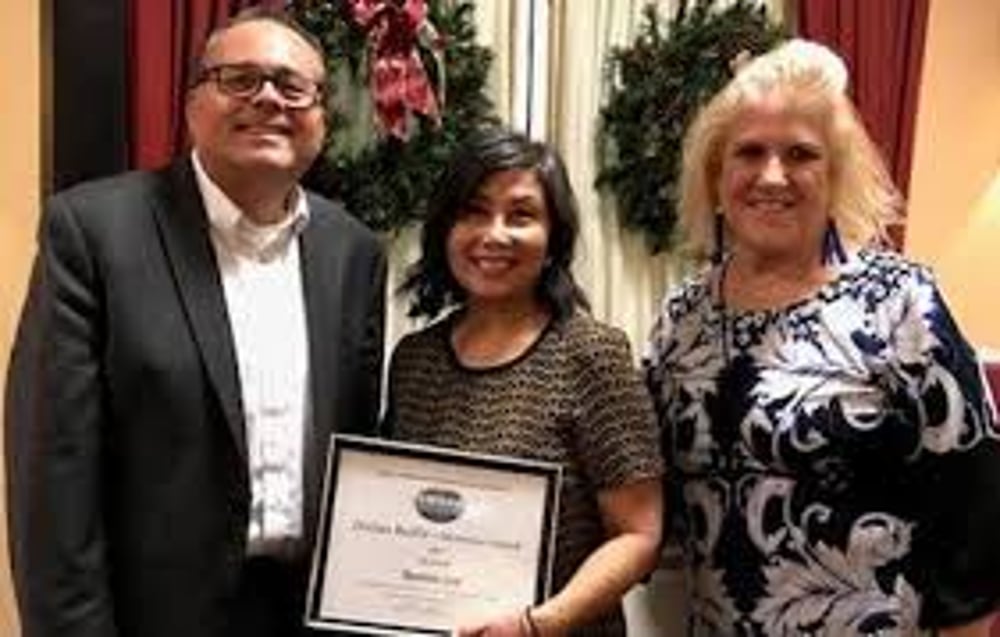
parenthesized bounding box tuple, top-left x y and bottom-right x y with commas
(5, 9, 385, 637)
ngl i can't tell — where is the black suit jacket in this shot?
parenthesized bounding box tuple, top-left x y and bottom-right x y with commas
(5, 159, 386, 637)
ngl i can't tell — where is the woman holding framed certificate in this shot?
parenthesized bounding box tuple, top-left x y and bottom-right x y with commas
(384, 128, 665, 637)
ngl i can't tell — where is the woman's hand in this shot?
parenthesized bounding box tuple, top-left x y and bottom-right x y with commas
(455, 610, 527, 637)
(527, 478, 661, 632)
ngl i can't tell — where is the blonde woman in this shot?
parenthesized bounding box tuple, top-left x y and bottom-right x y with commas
(646, 40, 1000, 637)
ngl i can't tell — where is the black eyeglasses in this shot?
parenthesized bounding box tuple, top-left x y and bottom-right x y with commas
(195, 63, 325, 109)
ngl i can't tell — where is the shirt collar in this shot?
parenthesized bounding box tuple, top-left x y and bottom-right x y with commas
(191, 150, 310, 258)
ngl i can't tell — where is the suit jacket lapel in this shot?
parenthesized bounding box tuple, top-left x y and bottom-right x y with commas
(153, 160, 247, 462)
(299, 199, 344, 542)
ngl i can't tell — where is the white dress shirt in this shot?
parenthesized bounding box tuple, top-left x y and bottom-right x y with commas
(192, 152, 311, 556)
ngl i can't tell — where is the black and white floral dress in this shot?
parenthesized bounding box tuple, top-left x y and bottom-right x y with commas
(645, 250, 1000, 636)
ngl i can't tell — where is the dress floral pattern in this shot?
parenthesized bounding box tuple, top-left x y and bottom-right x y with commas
(645, 250, 1000, 637)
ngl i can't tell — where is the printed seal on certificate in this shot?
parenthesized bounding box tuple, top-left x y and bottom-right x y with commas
(306, 434, 562, 635)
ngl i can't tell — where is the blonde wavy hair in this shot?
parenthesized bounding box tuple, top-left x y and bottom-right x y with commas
(678, 39, 902, 261)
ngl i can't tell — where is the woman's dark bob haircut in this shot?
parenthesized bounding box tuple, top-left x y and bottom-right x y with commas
(402, 127, 589, 321)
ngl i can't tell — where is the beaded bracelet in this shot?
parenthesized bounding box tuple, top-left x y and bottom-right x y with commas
(523, 606, 540, 637)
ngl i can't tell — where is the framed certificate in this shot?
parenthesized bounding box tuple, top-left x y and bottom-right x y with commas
(306, 434, 562, 636)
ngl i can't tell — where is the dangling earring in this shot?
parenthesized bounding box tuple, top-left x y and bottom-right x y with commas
(711, 212, 725, 266)
(822, 219, 847, 265)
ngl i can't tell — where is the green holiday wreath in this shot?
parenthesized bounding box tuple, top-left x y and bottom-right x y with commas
(292, 0, 498, 232)
(596, 0, 785, 253)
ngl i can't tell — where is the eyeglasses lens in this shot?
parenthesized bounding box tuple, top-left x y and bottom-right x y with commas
(207, 65, 321, 109)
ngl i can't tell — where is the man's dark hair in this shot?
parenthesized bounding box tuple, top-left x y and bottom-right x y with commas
(402, 127, 589, 321)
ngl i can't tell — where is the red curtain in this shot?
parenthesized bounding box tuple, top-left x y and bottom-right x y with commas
(128, 0, 284, 170)
(797, 0, 929, 248)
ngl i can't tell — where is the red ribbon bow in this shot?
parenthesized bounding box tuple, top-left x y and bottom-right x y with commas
(347, 0, 443, 140)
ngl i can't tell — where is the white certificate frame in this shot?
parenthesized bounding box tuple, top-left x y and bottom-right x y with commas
(306, 434, 562, 636)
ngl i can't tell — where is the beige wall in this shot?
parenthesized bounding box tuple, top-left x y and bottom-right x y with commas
(0, 0, 41, 633)
(907, 0, 1000, 351)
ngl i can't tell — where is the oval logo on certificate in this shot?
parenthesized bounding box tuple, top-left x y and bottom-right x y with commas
(414, 488, 464, 523)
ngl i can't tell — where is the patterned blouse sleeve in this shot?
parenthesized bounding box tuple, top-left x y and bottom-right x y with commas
(643, 295, 679, 435)
(643, 294, 690, 544)
(570, 320, 664, 489)
(893, 268, 1000, 627)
